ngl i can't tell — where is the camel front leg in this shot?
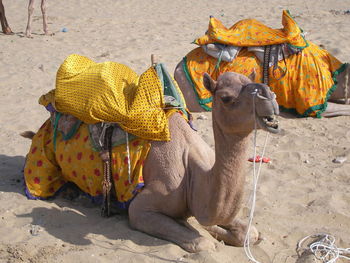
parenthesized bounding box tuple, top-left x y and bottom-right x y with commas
(0, 0, 12, 34)
(25, 0, 35, 38)
(41, 0, 51, 35)
(203, 218, 260, 247)
(128, 190, 217, 253)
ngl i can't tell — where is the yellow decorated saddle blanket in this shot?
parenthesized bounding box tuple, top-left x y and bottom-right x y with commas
(24, 110, 181, 209)
(24, 119, 150, 208)
(41, 54, 183, 141)
(24, 55, 189, 209)
(194, 10, 307, 48)
(184, 10, 346, 117)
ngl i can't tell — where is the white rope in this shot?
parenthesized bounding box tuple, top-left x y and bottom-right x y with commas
(243, 92, 350, 263)
(344, 64, 349, 105)
(297, 234, 350, 263)
(125, 131, 132, 184)
(244, 89, 270, 263)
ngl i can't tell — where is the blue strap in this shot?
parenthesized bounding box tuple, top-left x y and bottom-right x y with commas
(53, 112, 62, 151)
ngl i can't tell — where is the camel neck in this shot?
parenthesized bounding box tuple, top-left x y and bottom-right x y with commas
(213, 124, 251, 173)
(208, 121, 251, 224)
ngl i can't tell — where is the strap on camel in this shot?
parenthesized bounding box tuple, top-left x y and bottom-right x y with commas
(100, 124, 115, 217)
(263, 45, 288, 85)
(263, 46, 271, 85)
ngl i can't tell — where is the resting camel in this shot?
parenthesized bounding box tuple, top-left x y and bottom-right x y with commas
(174, 12, 350, 118)
(22, 71, 280, 252)
(25, 0, 50, 38)
(175, 61, 350, 117)
(0, 0, 12, 34)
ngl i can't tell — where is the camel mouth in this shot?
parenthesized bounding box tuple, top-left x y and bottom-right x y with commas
(257, 115, 280, 134)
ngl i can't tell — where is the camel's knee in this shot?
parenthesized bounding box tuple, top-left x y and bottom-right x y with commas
(28, 6, 34, 14)
(128, 199, 147, 230)
(195, 214, 218, 227)
(41, 4, 47, 14)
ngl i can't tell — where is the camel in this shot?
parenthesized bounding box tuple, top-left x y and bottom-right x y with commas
(0, 0, 12, 34)
(174, 12, 350, 118)
(127, 72, 279, 252)
(174, 60, 350, 117)
(22, 71, 280, 252)
(25, 0, 51, 38)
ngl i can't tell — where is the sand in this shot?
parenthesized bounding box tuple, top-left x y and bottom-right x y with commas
(0, 0, 350, 262)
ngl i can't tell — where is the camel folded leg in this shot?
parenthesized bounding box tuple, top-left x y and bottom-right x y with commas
(128, 190, 217, 253)
(203, 218, 260, 246)
(321, 102, 350, 117)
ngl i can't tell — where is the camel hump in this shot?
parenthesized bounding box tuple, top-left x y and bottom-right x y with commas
(20, 131, 36, 139)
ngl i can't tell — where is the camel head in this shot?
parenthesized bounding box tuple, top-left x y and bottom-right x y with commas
(203, 72, 280, 134)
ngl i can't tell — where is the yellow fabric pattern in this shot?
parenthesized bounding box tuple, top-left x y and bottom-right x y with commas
(52, 54, 169, 141)
(194, 10, 307, 48)
(186, 42, 343, 117)
(24, 119, 151, 205)
(186, 10, 345, 117)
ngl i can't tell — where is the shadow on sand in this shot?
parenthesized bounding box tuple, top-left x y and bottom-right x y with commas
(0, 154, 183, 261)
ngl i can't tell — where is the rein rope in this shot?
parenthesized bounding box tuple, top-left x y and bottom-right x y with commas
(297, 234, 350, 263)
(243, 91, 349, 263)
(345, 64, 349, 105)
(243, 89, 270, 263)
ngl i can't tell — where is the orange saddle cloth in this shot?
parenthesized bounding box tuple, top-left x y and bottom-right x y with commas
(184, 10, 347, 117)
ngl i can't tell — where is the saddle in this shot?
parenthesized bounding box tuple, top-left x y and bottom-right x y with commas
(183, 10, 345, 117)
(37, 55, 189, 216)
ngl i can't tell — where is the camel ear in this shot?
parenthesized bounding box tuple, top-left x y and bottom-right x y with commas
(248, 69, 256, 82)
(203, 73, 217, 93)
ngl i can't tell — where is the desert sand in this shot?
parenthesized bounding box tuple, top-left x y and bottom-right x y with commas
(0, 0, 349, 262)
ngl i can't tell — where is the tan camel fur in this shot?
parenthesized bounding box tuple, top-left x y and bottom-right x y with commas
(174, 60, 350, 117)
(0, 0, 12, 34)
(22, 72, 280, 252)
(25, 0, 50, 38)
(128, 72, 279, 252)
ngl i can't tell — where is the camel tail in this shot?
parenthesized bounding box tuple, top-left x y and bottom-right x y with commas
(20, 131, 36, 139)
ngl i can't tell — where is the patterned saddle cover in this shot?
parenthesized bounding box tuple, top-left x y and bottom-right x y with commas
(24, 57, 189, 209)
(39, 54, 188, 141)
(183, 10, 347, 117)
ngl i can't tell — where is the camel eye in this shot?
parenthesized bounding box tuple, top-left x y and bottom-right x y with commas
(221, 96, 234, 104)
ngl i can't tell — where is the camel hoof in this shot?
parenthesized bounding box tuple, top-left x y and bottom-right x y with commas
(183, 236, 216, 253)
(4, 27, 13, 35)
(44, 31, 55, 36)
(226, 219, 260, 246)
(25, 30, 33, 38)
(254, 232, 264, 245)
(246, 225, 260, 245)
